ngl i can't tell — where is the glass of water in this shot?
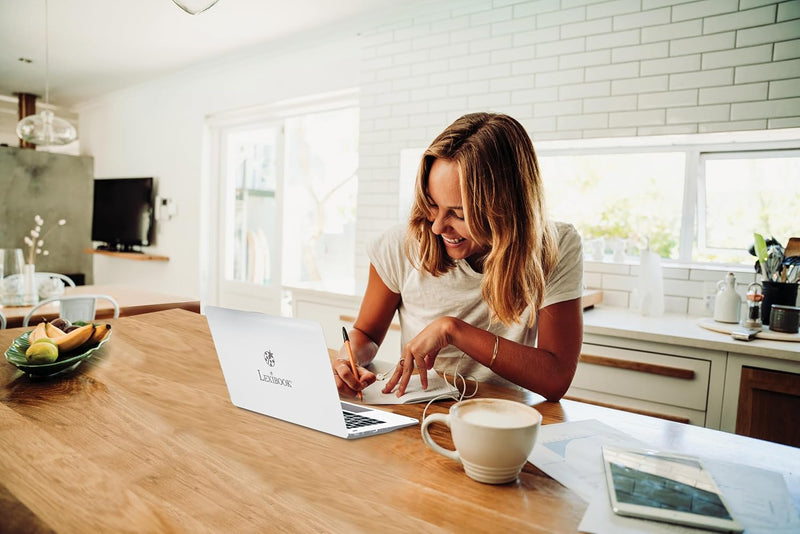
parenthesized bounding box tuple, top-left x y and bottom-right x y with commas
(0, 248, 26, 306)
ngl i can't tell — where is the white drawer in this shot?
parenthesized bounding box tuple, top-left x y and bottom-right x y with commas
(569, 343, 711, 412)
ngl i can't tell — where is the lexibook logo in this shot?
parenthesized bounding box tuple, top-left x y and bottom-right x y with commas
(257, 349, 293, 388)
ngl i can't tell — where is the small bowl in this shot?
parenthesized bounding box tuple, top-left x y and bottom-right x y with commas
(769, 305, 800, 334)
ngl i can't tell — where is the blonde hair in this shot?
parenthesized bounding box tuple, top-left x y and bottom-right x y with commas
(406, 112, 558, 326)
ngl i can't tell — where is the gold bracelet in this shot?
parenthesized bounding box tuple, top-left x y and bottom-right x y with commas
(489, 335, 499, 369)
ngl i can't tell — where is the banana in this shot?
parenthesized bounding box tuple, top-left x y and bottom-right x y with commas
(28, 322, 48, 344)
(55, 324, 95, 353)
(88, 324, 111, 345)
(45, 322, 67, 339)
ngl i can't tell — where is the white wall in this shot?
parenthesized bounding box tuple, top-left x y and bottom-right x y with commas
(77, 31, 364, 299)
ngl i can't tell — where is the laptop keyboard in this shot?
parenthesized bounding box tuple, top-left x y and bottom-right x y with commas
(343, 410, 383, 429)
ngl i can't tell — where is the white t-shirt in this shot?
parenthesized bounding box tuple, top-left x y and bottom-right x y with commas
(367, 221, 583, 389)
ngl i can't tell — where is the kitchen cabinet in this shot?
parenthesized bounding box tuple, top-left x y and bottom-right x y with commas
(565, 335, 726, 427)
(722, 353, 800, 447)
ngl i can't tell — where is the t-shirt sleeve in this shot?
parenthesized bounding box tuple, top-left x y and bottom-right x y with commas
(366, 224, 407, 294)
(541, 222, 584, 309)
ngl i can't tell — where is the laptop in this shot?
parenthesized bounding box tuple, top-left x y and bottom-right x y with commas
(205, 306, 418, 439)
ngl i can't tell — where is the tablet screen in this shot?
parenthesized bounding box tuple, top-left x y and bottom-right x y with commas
(602, 445, 743, 533)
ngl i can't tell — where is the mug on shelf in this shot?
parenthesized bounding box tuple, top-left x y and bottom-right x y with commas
(420, 398, 541, 484)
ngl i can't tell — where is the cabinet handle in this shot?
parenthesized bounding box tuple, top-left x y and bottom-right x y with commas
(579, 353, 695, 380)
(339, 315, 401, 331)
(563, 395, 691, 424)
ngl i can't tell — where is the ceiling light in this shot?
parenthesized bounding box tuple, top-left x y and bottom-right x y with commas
(16, 0, 77, 147)
(171, 0, 220, 15)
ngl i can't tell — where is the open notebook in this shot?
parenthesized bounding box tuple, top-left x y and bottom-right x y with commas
(359, 360, 460, 405)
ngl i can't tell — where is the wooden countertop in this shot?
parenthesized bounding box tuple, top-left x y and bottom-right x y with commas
(1, 308, 797, 532)
(0, 284, 200, 328)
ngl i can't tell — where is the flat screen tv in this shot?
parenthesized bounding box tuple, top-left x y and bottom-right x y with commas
(91, 177, 156, 252)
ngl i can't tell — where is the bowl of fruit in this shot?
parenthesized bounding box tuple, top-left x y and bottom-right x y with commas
(4, 318, 112, 377)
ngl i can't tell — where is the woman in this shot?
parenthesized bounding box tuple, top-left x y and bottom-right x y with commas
(333, 112, 583, 402)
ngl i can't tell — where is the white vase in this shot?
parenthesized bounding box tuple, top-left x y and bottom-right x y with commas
(22, 263, 39, 305)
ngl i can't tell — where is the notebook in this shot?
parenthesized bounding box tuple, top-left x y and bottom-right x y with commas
(360, 360, 460, 404)
(205, 306, 419, 439)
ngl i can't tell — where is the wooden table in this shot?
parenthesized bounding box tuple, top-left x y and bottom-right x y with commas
(0, 284, 201, 328)
(1, 309, 797, 532)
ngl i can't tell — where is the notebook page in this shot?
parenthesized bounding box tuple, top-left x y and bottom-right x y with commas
(360, 371, 458, 405)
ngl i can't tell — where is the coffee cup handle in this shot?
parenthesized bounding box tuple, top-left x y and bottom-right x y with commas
(420, 413, 459, 462)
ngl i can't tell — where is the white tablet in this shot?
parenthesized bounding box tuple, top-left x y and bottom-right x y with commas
(601, 445, 743, 533)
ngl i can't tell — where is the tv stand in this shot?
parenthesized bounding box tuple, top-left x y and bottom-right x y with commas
(84, 248, 169, 262)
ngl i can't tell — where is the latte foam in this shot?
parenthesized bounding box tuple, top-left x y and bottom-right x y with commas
(458, 400, 540, 429)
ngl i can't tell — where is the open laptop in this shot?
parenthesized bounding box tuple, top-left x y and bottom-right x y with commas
(205, 306, 418, 439)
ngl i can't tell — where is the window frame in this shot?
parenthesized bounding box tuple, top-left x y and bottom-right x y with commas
(534, 128, 800, 266)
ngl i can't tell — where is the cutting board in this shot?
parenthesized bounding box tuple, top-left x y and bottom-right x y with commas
(581, 289, 603, 310)
(697, 318, 800, 342)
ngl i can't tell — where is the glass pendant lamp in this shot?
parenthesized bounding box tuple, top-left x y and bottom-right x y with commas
(16, 0, 77, 147)
(171, 0, 220, 15)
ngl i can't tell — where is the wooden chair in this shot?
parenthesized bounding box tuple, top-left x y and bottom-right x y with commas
(22, 295, 120, 327)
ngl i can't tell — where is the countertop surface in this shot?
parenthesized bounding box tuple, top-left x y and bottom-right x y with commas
(583, 306, 800, 362)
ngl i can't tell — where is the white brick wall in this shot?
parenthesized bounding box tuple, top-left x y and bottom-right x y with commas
(355, 0, 800, 313)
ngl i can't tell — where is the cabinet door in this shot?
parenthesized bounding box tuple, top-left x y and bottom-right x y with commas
(736, 366, 800, 447)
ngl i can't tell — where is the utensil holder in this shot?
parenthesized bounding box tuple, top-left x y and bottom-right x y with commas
(761, 281, 799, 326)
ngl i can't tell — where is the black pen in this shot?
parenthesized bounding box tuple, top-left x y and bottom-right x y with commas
(342, 327, 362, 401)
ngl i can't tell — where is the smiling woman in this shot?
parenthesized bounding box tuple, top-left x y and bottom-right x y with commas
(332, 112, 584, 402)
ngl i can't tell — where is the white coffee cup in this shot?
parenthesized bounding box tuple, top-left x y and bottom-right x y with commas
(421, 398, 541, 484)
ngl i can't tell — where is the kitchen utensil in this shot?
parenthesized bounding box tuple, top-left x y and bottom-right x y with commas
(783, 256, 800, 284)
(766, 244, 784, 281)
(784, 237, 800, 259)
(753, 233, 769, 280)
(714, 272, 742, 324)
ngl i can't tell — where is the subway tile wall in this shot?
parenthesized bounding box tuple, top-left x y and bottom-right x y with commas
(355, 0, 800, 314)
(583, 259, 762, 316)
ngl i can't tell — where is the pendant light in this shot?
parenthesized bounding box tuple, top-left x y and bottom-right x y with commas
(16, 0, 77, 147)
(172, 0, 220, 15)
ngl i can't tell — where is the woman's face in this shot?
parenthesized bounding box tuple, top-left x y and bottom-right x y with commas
(426, 158, 488, 267)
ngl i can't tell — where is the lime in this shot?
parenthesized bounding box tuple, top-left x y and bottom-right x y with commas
(25, 338, 59, 364)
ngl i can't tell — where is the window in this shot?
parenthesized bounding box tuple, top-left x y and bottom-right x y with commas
(698, 150, 800, 263)
(535, 130, 800, 265)
(540, 152, 685, 260)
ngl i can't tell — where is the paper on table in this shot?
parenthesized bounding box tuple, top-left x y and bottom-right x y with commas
(578, 456, 800, 534)
(360, 370, 459, 405)
(528, 419, 648, 502)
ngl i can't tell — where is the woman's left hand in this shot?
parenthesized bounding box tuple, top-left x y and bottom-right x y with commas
(382, 317, 453, 397)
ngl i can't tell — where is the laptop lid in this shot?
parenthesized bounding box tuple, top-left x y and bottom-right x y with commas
(205, 306, 417, 439)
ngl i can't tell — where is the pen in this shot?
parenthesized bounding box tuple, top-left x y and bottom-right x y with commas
(342, 327, 362, 401)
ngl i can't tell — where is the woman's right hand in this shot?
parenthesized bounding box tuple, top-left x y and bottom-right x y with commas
(332, 357, 376, 398)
